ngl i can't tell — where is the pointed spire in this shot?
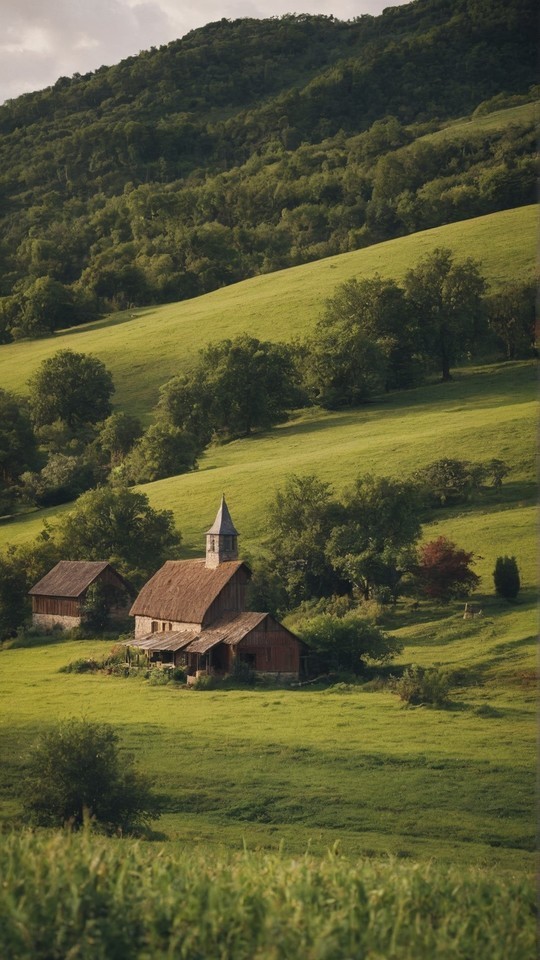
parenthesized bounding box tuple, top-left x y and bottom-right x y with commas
(205, 495, 239, 567)
(206, 495, 238, 537)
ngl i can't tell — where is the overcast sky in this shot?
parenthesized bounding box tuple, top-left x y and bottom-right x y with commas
(1, 0, 410, 106)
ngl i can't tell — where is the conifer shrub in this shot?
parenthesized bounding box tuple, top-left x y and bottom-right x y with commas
(493, 556, 521, 600)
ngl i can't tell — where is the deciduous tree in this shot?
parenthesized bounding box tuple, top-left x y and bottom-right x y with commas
(403, 248, 486, 381)
(22, 720, 160, 832)
(327, 475, 423, 600)
(50, 485, 182, 585)
(28, 349, 114, 429)
(417, 536, 479, 600)
(298, 611, 402, 673)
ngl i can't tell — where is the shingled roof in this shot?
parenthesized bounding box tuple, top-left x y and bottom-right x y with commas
(127, 630, 197, 653)
(206, 495, 238, 536)
(29, 561, 117, 598)
(186, 612, 268, 654)
(126, 612, 272, 655)
(129, 559, 250, 624)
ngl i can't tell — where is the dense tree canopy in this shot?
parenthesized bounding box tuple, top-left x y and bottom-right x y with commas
(28, 350, 115, 429)
(298, 611, 402, 673)
(0, 3, 535, 340)
(264, 475, 347, 607)
(403, 248, 486, 381)
(159, 335, 303, 440)
(50, 486, 182, 585)
(0, 389, 39, 494)
(486, 281, 536, 360)
(327, 475, 423, 600)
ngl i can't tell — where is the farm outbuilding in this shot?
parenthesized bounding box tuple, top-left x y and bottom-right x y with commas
(128, 496, 305, 681)
(29, 561, 134, 631)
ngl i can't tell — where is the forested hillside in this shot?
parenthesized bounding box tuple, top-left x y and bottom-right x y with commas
(0, 0, 536, 339)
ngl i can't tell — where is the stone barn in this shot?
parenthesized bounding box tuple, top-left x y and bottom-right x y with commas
(29, 561, 134, 631)
(128, 496, 305, 681)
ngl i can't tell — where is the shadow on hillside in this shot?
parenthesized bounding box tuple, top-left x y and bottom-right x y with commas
(276, 361, 535, 443)
(1, 633, 73, 652)
(52, 307, 159, 340)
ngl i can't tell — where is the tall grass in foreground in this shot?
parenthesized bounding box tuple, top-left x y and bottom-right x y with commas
(0, 831, 535, 960)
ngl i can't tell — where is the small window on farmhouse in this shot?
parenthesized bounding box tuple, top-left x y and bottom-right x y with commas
(168, 622, 173, 631)
(210, 537, 216, 551)
(151, 621, 158, 632)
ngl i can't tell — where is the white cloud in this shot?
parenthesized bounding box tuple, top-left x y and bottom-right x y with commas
(0, 0, 408, 104)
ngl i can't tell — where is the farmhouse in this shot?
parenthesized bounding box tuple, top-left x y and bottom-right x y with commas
(128, 497, 304, 680)
(29, 561, 134, 631)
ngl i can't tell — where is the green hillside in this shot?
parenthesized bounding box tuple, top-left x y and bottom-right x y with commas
(0, 205, 535, 420)
(0, 1, 536, 340)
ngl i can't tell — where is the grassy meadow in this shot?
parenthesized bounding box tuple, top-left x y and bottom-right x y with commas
(0, 191, 537, 954)
(1, 360, 534, 563)
(0, 356, 536, 869)
(0, 204, 536, 420)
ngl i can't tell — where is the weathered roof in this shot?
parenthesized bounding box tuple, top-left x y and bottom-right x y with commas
(186, 612, 268, 654)
(129, 559, 249, 623)
(29, 561, 118, 599)
(127, 631, 197, 653)
(206, 495, 238, 536)
(126, 612, 305, 657)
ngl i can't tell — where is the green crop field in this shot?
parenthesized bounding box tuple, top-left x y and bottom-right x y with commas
(0, 832, 535, 960)
(0, 205, 536, 420)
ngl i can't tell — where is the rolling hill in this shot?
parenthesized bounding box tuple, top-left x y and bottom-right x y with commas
(0, 204, 535, 421)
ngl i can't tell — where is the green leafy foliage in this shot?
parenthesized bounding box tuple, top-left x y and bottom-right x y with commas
(28, 350, 114, 429)
(22, 719, 160, 831)
(260, 472, 424, 612)
(327, 475, 423, 601)
(48, 486, 182, 586)
(403, 248, 486, 380)
(493, 556, 521, 600)
(0, 5, 536, 339)
(263, 475, 347, 608)
(121, 423, 200, 483)
(394, 665, 451, 707)
(160, 335, 304, 442)
(298, 611, 402, 673)
(0, 389, 39, 513)
(95, 413, 143, 468)
(486, 280, 536, 360)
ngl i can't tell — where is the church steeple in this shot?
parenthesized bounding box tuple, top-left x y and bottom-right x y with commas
(205, 495, 239, 568)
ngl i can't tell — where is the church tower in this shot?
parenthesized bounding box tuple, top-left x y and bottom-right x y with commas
(205, 495, 239, 568)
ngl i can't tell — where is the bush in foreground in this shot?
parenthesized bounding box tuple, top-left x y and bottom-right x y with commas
(22, 719, 160, 833)
(394, 665, 452, 707)
(0, 832, 534, 960)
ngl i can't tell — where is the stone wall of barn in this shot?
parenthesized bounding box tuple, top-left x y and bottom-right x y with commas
(32, 612, 81, 630)
(134, 615, 201, 638)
